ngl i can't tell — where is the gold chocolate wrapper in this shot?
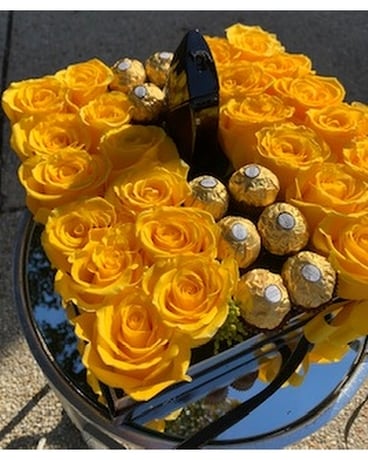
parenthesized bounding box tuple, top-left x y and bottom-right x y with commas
(185, 175, 229, 220)
(129, 83, 166, 122)
(230, 370, 258, 391)
(228, 164, 280, 208)
(235, 268, 291, 330)
(217, 216, 261, 269)
(281, 250, 336, 309)
(257, 202, 309, 256)
(110, 57, 146, 93)
(145, 51, 174, 88)
(203, 387, 229, 405)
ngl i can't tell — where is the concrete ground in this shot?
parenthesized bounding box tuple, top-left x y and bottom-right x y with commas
(1, 10, 368, 450)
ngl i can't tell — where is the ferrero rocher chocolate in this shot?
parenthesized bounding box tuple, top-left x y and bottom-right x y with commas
(110, 58, 146, 93)
(185, 175, 229, 220)
(231, 370, 258, 391)
(281, 251, 336, 309)
(129, 83, 165, 122)
(228, 164, 280, 208)
(145, 51, 174, 88)
(217, 216, 261, 269)
(235, 268, 291, 330)
(257, 202, 309, 256)
(203, 387, 229, 405)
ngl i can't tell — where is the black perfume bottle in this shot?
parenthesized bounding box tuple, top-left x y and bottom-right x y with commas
(164, 29, 230, 180)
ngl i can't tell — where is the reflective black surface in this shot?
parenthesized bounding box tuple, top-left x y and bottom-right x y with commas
(15, 212, 368, 448)
(164, 30, 229, 179)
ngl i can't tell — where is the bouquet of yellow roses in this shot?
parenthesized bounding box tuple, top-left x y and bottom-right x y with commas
(3, 22, 368, 413)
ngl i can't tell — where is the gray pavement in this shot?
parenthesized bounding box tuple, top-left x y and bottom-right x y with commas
(1, 11, 368, 450)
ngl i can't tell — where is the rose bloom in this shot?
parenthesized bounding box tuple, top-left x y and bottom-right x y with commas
(55, 58, 114, 110)
(218, 63, 274, 104)
(73, 287, 191, 401)
(204, 35, 241, 70)
(143, 256, 239, 347)
(18, 147, 112, 224)
(10, 113, 93, 161)
(285, 162, 368, 233)
(342, 137, 368, 180)
(313, 214, 368, 300)
(272, 75, 346, 120)
(136, 205, 220, 263)
(100, 124, 180, 181)
(303, 299, 368, 365)
(1, 76, 67, 124)
(254, 122, 332, 196)
(55, 223, 145, 311)
(225, 23, 285, 61)
(79, 91, 133, 149)
(258, 52, 314, 79)
(305, 103, 368, 159)
(219, 94, 295, 169)
(42, 196, 117, 272)
(105, 161, 191, 218)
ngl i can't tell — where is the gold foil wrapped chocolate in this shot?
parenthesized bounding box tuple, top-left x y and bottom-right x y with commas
(145, 51, 174, 88)
(185, 175, 229, 220)
(110, 57, 146, 93)
(257, 202, 309, 255)
(203, 387, 229, 405)
(129, 83, 165, 122)
(281, 250, 336, 309)
(231, 370, 258, 391)
(235, 268, 291, 330)
(217, 216, 261, 269)
(228, 164, 280, 208)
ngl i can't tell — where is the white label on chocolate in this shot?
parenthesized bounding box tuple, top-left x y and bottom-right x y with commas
(200, 176, 217, 189)
(301, 263, 321, 283)
(231, 223, 248, 241)
(277, 212, 295, 230)
(117, 60, 131, 71)
(264, 284, 282, 304)
(134, 86, 147, 98)
(159, 51, 172, 60)
(243, 165, 260, 179)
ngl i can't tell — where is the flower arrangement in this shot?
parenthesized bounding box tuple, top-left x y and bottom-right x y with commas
(3, 22, 368, 412)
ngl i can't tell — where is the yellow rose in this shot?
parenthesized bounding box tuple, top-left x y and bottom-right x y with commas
(136, 206, 220, 263)
(204, 35, 242, 70)
(1, 76, 67, 124)
(55, 58, 114, 110)
(100, 124, 180, 181)
(105, 161, 190, 218)
(312, 214, 368, 300)
(79, 91, 133, 149)
(10, 113, 93, 161)
(342, 137, 368, 180)
(18, 147, 111, 224)
(73, 287, 191, 401)
(304, 300, 368, 364)
(218, 63, 274, 104)
(305, 103, 368, 159)
(55, 223, 145, 311)
(258, 52, 314, 79)
(272, 75, 346, 119)
(41, 196, 117, 272)
(254, 122, 332, 196)
(285, 162, 368, 233)
(143, 257, 239, 347)
(225, 23, 285, 61)
(219, 94, 295, 169)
